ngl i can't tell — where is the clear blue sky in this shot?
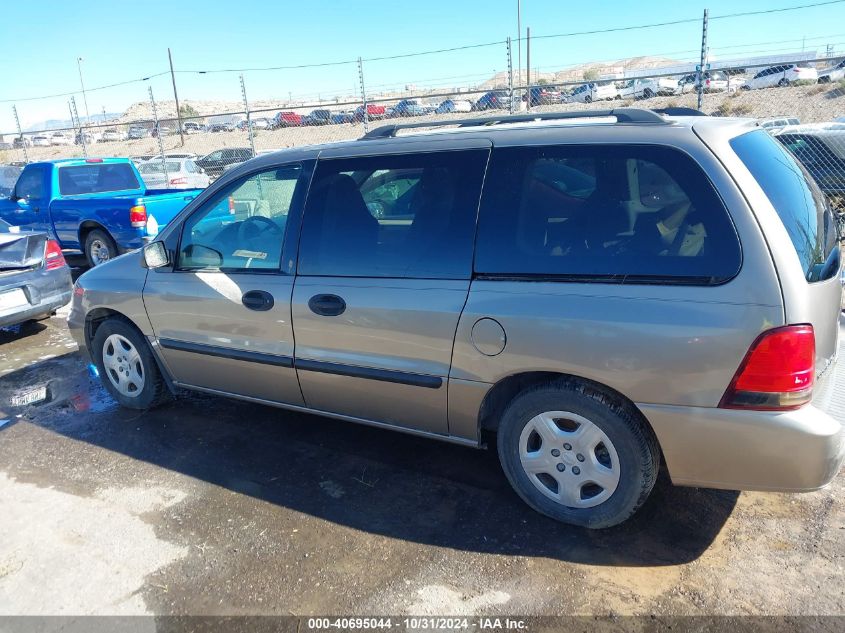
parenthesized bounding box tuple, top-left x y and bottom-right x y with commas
(1, 0, 843, 132)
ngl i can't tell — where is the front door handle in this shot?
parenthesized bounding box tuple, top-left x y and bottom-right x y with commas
(308, 294, 346, 317)
(242, 290, 274, 311)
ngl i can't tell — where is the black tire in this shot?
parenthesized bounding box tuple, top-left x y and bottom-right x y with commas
(84, 229, 118, 268)
(584, 95, 592, 103)
(497, 380, 660, 529)
(643, 88, 654, 99)
(778, 78, 789, 87)
(92, 318, 169, 410)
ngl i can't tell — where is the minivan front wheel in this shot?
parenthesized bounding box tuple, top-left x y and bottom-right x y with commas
(497, 382, 660, 528)
(92, 318, 168, 410)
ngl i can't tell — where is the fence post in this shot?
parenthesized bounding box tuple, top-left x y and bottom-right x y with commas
(358, 56, 368, 133)
(525, 27, 531, 111)
(507, 37, 514, 114)
(148, 86, 169, 184)
(697, 8, 709, 111)
(168, 48, 185, 147)
(71, 96, 87, 157)
(12, 105, 28, 164)
(240, 74, 256, 158)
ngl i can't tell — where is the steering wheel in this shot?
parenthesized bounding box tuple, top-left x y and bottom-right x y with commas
(236, 215, 283, 245)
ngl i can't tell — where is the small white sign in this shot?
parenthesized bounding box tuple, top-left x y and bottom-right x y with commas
(10, 385, 48, 407)
(0, 288, 28, 311)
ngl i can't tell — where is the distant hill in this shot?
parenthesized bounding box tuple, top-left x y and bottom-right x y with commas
(25, 112, 122, 132)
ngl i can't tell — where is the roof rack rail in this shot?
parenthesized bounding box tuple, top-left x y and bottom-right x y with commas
(361, 107, 669, 140)
(653, 107, 708, 117)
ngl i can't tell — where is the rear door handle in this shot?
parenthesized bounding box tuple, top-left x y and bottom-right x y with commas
(242, 290, 274, 311)
(308, 294, 346, 317)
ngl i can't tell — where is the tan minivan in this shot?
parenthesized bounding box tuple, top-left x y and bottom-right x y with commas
(69, 109, 844, 528)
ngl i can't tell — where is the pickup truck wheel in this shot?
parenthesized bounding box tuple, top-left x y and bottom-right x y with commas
(497, 381, 660, 529)
(84, 229, 117, 267)
(92, 318, 168, 410)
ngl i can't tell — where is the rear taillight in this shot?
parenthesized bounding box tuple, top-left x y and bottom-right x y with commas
(169, 177, 188, 185)
(129, 204, 147, 228)
(44, 239, 66, 271)
(720, 325, 815, 410)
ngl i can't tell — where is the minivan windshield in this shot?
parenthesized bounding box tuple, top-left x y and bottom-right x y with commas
(731, 129, 839, 282)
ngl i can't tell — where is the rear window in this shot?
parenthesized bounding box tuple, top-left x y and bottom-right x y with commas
(731, 130, 839, 282)
(58, 163, 141, 195)
(139, 161, 181, 174)
(474, 145, 741, 283)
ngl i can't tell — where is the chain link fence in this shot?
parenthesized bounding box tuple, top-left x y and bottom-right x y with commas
(2, 14, 844, 222)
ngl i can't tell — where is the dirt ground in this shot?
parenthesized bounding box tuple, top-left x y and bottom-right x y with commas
(0, 304, 843, 620)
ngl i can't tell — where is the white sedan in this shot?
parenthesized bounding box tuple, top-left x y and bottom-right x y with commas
(138, 158, 210, 190)
(435, 99, 473, 114)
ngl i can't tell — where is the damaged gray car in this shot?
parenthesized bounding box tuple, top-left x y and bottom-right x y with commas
(0, 219, 72, 328)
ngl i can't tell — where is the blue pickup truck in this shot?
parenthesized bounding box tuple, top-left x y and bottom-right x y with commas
(0, 158, 202, 266)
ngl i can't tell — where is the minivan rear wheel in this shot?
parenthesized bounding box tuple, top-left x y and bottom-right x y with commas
(497, 381, 660, 528)
(92, 318, 168, 410)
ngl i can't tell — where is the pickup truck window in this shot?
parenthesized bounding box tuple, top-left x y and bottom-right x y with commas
(58, 163, 140, 196)
(16, 167, 46, 200)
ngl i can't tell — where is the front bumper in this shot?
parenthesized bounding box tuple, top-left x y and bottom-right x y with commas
(639, 356, 845, 492)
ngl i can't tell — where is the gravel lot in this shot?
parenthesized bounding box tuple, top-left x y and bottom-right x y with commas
(0, 307, 842, 620)
(3, 82, 844, 166)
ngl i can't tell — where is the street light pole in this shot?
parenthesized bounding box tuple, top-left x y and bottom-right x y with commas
(76, 57, 91, 127)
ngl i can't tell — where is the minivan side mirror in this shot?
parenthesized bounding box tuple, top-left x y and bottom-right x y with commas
(142, 241, 170, 269)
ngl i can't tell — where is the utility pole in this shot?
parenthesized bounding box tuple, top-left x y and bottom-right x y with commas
(71, 96, 86, 157)
(148, 86, 168, 184)
(12, 105, 28, 163)
(76, 57, 91, 128)
(240, 74, 256, 158)
(168, 48, 185, 146)
(697, 9, 708, 111)
(526, 27, 531, 111)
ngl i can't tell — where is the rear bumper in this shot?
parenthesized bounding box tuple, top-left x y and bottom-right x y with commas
(0, 267, 73, 328)
(639, 358, 845, 492)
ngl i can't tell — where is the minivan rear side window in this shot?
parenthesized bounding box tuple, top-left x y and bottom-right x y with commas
(298, 150, 489, 279)
(474, 145, 741, 283)
(731, 130, 839, 282)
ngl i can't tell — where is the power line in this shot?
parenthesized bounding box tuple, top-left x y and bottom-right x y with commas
(0, 71, 170, 104)
(177, 59, 356, 74)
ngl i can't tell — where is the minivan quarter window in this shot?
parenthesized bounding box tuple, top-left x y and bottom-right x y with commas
(475, 144, 742, 283)
(731, 130, 839, 282)
(298, 150, 489, 279)
(177, 165, 302, 272)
